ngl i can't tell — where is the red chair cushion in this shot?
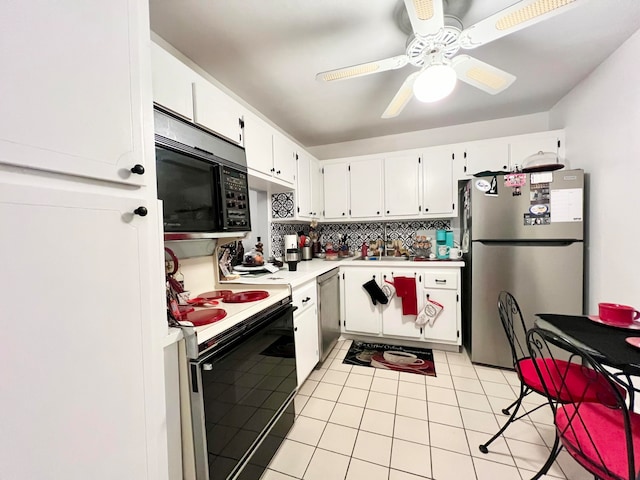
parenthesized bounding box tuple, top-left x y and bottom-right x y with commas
(517, 358, 625, 404)
(556, 403, 640, 480)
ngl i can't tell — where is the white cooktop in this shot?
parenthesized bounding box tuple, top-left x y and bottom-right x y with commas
(191, 284, 291, 346)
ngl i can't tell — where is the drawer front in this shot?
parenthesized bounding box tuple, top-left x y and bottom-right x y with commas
(423, 271, 458, 290)
(293, 281, 317, 315)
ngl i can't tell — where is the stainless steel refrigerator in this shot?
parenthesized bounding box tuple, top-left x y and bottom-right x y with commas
(461, 169, 584, 368)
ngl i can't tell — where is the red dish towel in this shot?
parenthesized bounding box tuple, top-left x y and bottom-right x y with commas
(393, 276, 418, 316)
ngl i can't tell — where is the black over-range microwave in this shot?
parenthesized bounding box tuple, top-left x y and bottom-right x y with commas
(154, 108, 251, 239)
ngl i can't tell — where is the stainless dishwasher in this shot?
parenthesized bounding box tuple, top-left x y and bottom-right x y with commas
(317, 268, 341, 362)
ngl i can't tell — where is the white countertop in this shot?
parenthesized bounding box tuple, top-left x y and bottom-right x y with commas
(221, 257, 465, 289)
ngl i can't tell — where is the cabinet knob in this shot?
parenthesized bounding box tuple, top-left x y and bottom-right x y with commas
(342, 212, 345, 216)
(503, 165, 508, 170)
(133, 206, 148, 217)
(294, 327, 298, 332)
(425, 208, 429, 212)
(130, 164, 145, 175)
(377, 211, 380, 215)
(386, 210, 390, 214)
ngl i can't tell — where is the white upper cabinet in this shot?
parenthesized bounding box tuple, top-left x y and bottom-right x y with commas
(311, 157, 323, 219)
(323, 163, 349, 219)
(192, 79, 244, 145)
(423, 146, 454, 217)
(509, 132, 562, 171)
(272, 132, 297, 185)
(464, 141, 510, 176)
(350, 159, 383, 218)
(243, 111, 274, 175)
(296, 150, 312, 219)
(150, 43, 194, 120)
(0, 0, 148, 186)
(384, 154, 421, 217)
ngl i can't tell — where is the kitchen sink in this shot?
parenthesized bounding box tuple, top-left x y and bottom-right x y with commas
(355, 256, 409, 261)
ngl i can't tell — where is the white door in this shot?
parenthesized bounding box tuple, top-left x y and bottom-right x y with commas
(421, 289, 459, 343)
(384, 154, 421, 216)
(464, 141, 510, 176)
(150, 43, 194, 120)
(350, 159, 383, 218)
(192, 79, 243, 144)
(342, 268, 381, 335)
(272, 133, 296, 184)
(423, 147, 454, 216)
(311, 158, 323, 218)
(323, 163, 349, 219)
(295, 305, 320, 385)
(0, 0, 148, 186)
(296, 151, 312, 219)
(243, 111, 274, 176)
(381, 271, 421, 339)
(0, 180, 161, 479)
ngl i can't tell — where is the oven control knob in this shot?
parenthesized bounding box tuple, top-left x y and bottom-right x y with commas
(203, 364, 213, 371)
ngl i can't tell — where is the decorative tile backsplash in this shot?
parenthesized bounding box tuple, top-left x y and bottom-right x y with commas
(269, 191, 451, 258)
(270, 219, 451, 259)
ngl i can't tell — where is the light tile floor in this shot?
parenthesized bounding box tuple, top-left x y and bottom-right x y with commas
(262, 340, 593, 480)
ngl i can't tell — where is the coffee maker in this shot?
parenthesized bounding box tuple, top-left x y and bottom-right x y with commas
(283, 234, 300, 271)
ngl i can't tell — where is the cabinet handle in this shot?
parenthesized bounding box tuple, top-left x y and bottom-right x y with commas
(203, 364, 213, 371)
(435, 279, 447, 284)
(130, 164, 145, 175)
(133, 206, 148, 217)
(302, 297, 311, 303)
(270, 168, 275, 172)
(277, 170, 281, 174)
(294, 327, 298, 332)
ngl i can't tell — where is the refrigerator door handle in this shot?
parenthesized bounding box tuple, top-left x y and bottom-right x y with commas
(477, 240, 581, 247)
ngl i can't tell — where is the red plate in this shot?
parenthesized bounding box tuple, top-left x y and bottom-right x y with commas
(183, 308, 227, 326)
(588, 315, 640, 330)
(625, 337, 640, 349)
(198, 290, 233, 300)
(223, 290, 270, 303)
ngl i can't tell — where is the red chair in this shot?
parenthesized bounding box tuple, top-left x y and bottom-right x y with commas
(527, 327, 639, 480)
(479, 292, 625, 479)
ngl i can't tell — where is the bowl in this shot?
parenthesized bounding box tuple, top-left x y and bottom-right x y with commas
(315, 252, 326, 259)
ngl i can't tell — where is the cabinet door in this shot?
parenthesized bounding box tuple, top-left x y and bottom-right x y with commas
(296, 151, 312, 219)
(380, 271, 421, 339)
(421, 289, 459, 344)
(0, 0, 148, 186)
(0, 180, 161, 479)
(423, 147, 454, 216)
(294, 305, 320, 386)
(244, 111, 274, 176)
(272, 133, 296, 184)
(384, 154, 421, 217)
(193, 79, 243, 144)
(464, 141, 509, 176)
(510, 134, 560, 171)
(323, 163, 349, 219)
(311, 157, 323, 218)
(342, 269, 381, 335)
(150, 43, 194, 120)
(350, 159, 383, 218)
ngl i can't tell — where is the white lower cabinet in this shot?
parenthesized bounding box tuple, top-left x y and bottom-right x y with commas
(341, 268, 381, 335)
(293, 281, 319, 385)
(341, 267, 461, 346)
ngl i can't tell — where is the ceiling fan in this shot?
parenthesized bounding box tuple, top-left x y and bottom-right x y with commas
(316, 0, 583, 118)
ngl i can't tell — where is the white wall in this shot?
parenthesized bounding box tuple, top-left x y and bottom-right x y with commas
(308, 112, 549, 160)
(549, 29, 640, 311)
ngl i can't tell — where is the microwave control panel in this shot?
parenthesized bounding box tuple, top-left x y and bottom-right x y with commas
(219, 166, 251, 231)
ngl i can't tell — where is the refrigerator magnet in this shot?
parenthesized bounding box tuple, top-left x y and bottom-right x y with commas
(474, 179, 491, 192)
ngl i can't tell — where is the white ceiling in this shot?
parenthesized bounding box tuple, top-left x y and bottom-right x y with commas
(149, 0, 640, 148)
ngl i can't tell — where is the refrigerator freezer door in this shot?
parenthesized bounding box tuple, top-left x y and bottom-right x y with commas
(470, 241, 583, 368)
(470, 169, 583, 241)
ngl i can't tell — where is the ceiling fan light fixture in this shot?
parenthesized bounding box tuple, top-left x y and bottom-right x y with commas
(495, 0, 576, 31)
(413, 63, 457, 103)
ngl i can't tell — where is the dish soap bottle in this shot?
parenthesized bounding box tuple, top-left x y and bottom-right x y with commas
(361, 242, 368, 258)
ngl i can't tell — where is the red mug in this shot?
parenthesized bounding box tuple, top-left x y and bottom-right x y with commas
(598, 302, 640, 325)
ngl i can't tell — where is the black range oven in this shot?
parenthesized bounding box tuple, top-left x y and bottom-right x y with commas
(188, 297, 297, 480)
(154, 108, 251, 238)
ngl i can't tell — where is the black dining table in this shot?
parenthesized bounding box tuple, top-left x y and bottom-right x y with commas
(535, 313, 640, 377)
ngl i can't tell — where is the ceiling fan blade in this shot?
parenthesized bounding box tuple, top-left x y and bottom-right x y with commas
(382, 71, 420, 119)
(452, 55, 516, 94)
(316, 55, 408, 82)
(403, 0, 444, 37)
(459, 0, 582, 49)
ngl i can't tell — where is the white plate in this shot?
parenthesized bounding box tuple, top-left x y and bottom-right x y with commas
(233, 263, 278, 273)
